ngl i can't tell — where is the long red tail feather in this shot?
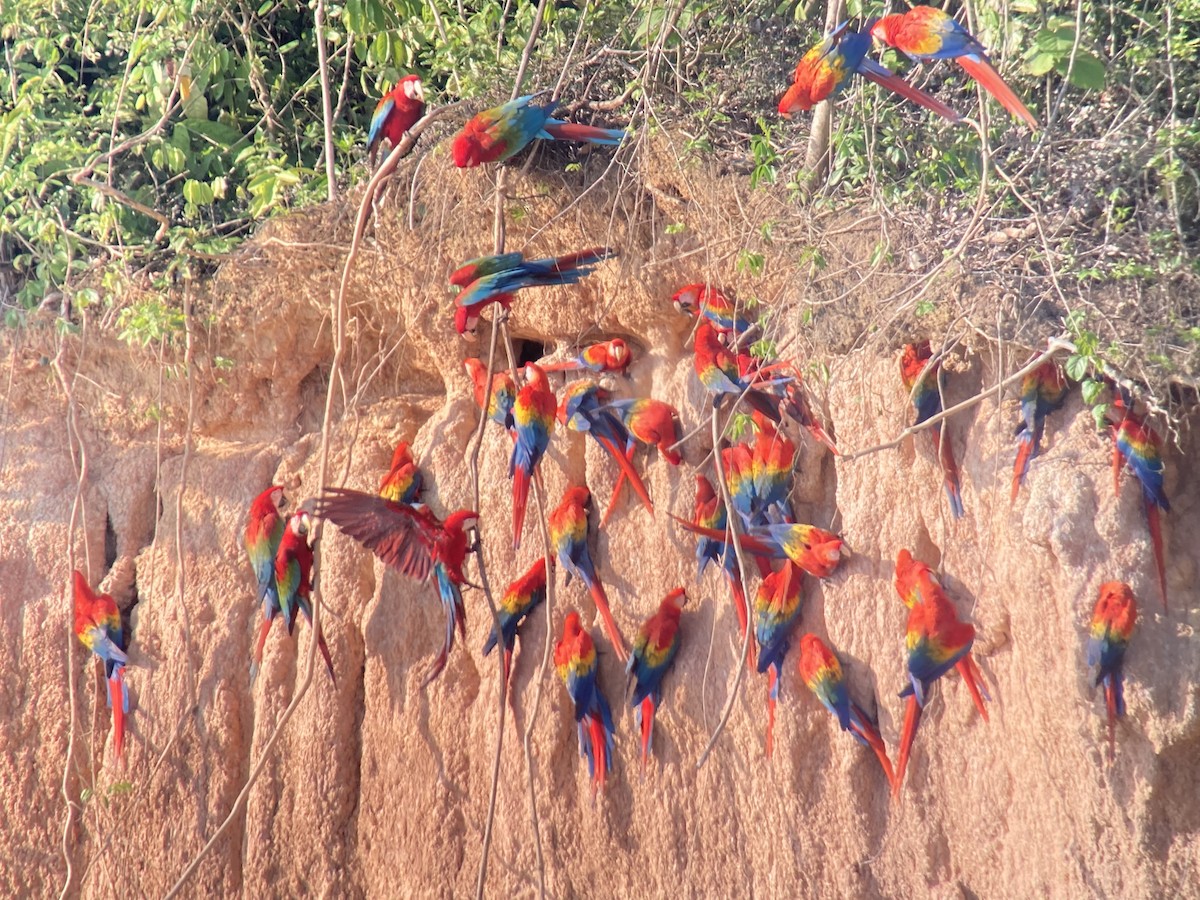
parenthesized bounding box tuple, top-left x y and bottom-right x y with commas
(1146, 503, 1167, 611)
(894, 694, 922, 798)
(640, 696, 656, 773)
(956, 656, 989, 722)
(109, 671, 126, 765)
(728, 577, 756, 671)
(1011, 432, 1034, 504)
(317, 629, 336, 685)
(589, 715, 609, 795)
(956, 55, 1039, 128)
(595, 435, 653, 514)
(589, 580, 627, 661)
(766, 669, 777, 759)
(858, 68, 963, 123)
(512, 468, 530, 549)
(851, 710, 897, 793)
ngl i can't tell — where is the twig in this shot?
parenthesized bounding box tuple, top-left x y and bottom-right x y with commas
(73, 178, 171, 243)
(314, 0, 338, 201)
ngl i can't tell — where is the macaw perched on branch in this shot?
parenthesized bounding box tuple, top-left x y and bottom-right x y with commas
(452, 93, 628, 168)
(366, 74, 426, 165)
(627, 588, 687, 773)
(755, 561, 805, 758)
(693, 321, 788, 422)
(1111, 413, 1170, 610)
(1011, 362, 1067, 503)
(555, 611, 616, 796)
(900, 341, 964, 519)
(483, 557, 550, 685)
(452, 247, 618, 339)
(893, 549, 990, 721)
(892, 553, 986, 797)
(464, 357, 516, 438)
(779, 22, 962, 122)
(313, 489, 477, 683)
(541, 338, 632, 374)
(511, 363, 556, 550)
(599, 397, 683, 524)
(549, 485, 628, 661)
(73, 571, 129, 765)
(557, 381, 654, 521)
(245, 485, 285, 676)
(274, 511, 336, 683)
(673, 283, 757, 338)
(379, 441, 422, 505)
(870, 7, 1039, 128)
(691, 474, 755, 668)
(1087, 581, 1137, 761)
(798, 634, 896, 790)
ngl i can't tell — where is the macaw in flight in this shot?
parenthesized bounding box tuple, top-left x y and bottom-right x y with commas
(452, 93, 627, 168)
(779, 22, 961, 122)
(1011, 361, 1067, 503)
(366, 74, 426, 165)
(73, 570, 129, 765)
(452, 248, 618, 339)
(314, 490, 476, 683)
(870, 7, 1039, 128)
(1087, 581, 1137, 761)
(483, 556, 550, 685)
(555, 611, 616, 796)
(627, 587, 687, 773)
(900, 341, 964, 519)
(549, 485, 628, 661)
(798, 633, 896, 790)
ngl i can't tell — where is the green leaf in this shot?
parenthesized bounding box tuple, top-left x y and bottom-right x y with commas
(1080, 378, 1103, 405)
(1062, 52, 1106, 90)
(183, 179, 213, 205)
(1025, 52, 1057, 77)
(1091, 404, 1110, 432)
(1065, 353, 1089, 382)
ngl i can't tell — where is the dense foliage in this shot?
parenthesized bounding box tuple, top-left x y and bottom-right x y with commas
(1, 0, 1198, 331)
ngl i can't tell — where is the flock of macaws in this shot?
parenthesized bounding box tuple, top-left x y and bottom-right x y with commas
(70, 7, 1164, 803)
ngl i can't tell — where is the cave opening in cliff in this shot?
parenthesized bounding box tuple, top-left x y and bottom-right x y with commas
(512, 337, 547, 368)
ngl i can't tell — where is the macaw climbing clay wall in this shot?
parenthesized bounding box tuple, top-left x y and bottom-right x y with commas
(2, 148, 1198, 899)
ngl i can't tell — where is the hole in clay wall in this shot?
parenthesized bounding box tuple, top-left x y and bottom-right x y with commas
(104, 513, 118, 570)
(511, 338, 548, 368)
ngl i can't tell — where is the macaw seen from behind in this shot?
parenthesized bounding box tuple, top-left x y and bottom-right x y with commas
(1087, 581, 1137, 761)
(555, 611, 616, 796)
(627, 588, 687, 773)
(452, 94, 627, 168)
(73, 570, 129, 765)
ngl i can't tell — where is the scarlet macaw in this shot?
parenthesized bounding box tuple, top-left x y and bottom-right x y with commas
(693, 321, 787, 422)
(1011, 361, 1067, 503)
(749, 413, 796, 521)
(366, 74, 426, 165)
(779, 23, 961, 122)
(690, 474, 755, 667)
(463, 357, 516, 437)
(797, 633, 896, 790)
(510, 363, 556, 550)
(483, 557, 550, 684)
(379, 441, 422, 505)
(555, 611, 616, 796)
(274, 511, 336, 683)
(627, 587, 687, 772)
(672, 515, 845, 580)
(245, 485, 285, 675)
(1112, 413, 1170, 610)
(602, 398, 684, 466)
(73, 570, 129, 765)
(541, 338, 632, 374)
(672, 283, 756, 338)
(453, 248, 618, 339)
(549, 485, 628, 661)
(870, 7, 1038, 128)
(780, 377, 839, 455)
(1087, 581, 1137, 760)
(314, 490, 477, 682)
(452, 94, 627, 168)
(900, 341, 964, 518)
(755, 561, 805, 758)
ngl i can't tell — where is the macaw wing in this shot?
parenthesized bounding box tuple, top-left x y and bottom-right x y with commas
(314, 487, 438, 581)
(367, 96, 395, 150)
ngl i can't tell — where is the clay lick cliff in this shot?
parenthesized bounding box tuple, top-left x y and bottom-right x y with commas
(4, 124, 1200, 898)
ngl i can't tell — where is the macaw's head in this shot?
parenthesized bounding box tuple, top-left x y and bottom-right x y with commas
(561, 610, 583, 642)
(398, 74, 425, 105)
(445, 509, 480, 534)
(899, 340, 933, 384)
(777, 80, 816, 118)
(455, 305, 479, 340)
(662, 587, 688, 612)
(672, 283, 704, 316)
(606, 338, 630, 370)
(389, 441, 413, 470)
(1094, 581, 1137, 631)
(451, 131, 484, 168)
(522, 362, 550, 391)
(694, 473, 717, 506)
(288, 510, 311, 537)
(869, 15, 902, 48)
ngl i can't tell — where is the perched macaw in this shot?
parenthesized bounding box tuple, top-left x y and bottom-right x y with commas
(755, 561, 805, 757)
(366, 74, 426, 165)
(555, 611, 616, 796)
(558, 381, 655, 522)
(541, 338, 632, 374)
(627, 588, 687, 772)
(379, 441, 422, 505)
(900, 341, 964, 519)
(603, 398, 684, 466)
(672, 514, 845, 579)
(893, 549, 990, 720)
(463, 357, 516, 437)
(893, 576, 982, 797)
(780, 377, 839, 455)
(749, 413, 796, 521)
(871, 7, 1038, 128)
(1087, 581, 1137, 760)
(274, 511, 336, 683)
(798, 634, 896, 790)
(482, 557, 549, 685)
(510, 363, 556, 549)
(314, 489, 477, 682)
(1011, 362, 1068, 503)
(549, 485, 628, 661)
(245, 485, 285, 674)
(453, 248, 618, 339)
(452, 94, 627, 168)
(779, 22, 961, 122)
(692, 474, 755, 668)
(672, 283, 756, 337)
(73, 570, 129, 764)
(1112, 413, 1170, 610)
(693, 321, 787, 422)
